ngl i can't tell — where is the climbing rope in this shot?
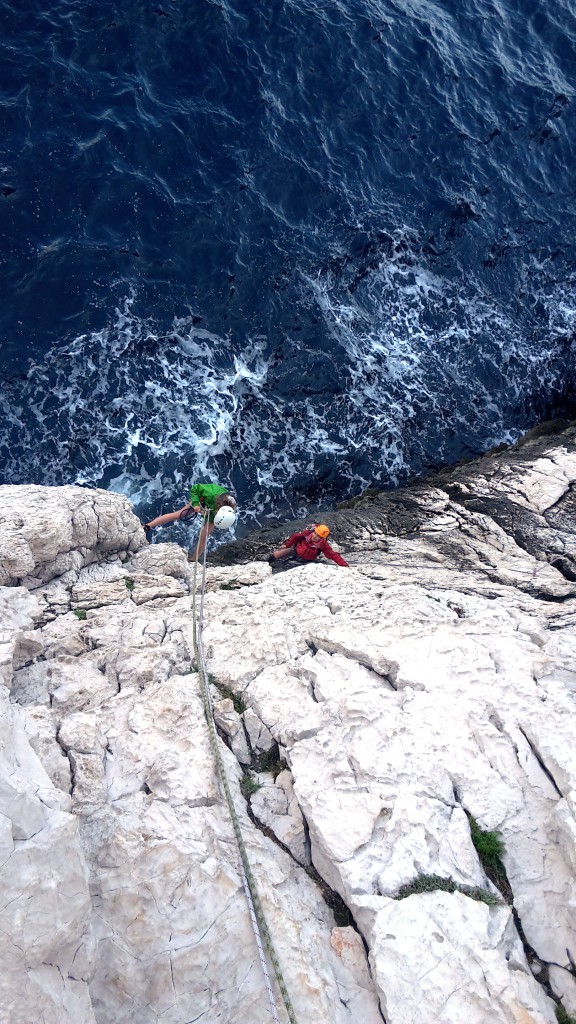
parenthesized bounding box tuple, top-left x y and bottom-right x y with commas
(190, 511, 298, 1024)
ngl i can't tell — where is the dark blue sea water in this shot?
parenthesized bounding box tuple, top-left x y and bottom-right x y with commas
(1, 0, 575, 537)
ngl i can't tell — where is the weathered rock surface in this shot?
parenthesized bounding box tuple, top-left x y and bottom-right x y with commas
(214, 697, 252, 764)
(0, 589, 95, 1024)
(0, 484, 145, 589)
(250, 769, 310, 866)
(2, 423, 576, 1023)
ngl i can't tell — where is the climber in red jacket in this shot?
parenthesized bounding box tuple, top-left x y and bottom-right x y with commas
(267, 524, 349, 567)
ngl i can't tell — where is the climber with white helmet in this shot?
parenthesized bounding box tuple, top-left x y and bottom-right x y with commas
(144, 482, 237, 561)
(267, 523, 349, 567)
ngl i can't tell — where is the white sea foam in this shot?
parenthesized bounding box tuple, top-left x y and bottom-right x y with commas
(0, 249, 573, 538)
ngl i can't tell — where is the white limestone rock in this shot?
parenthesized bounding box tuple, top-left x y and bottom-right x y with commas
(75, 557, 129, 584)
(470, 452, 576, 515)
(197, 558, 576, 1022)
(58, 712, 108, 755)
(72, 570, 188, 612)
(248, 663, 330, 746)
(0, 642, 12, 691)
(203, 563, 271, 591)
(32, 602, 192, 696)
(250, 769, 310, 866)
(128, 541, 190, 578)
(23, 705, 72, 795)
(355, 891, 556, 1024)
(128, 571, 188, 604)
(7, 966, 96, 1024)
(49, 661, 118, 715)
(330, 926, 385, 1023)
(0, 638, 94, 1023)
(53, 646, 383, 1024)
(213, 697, 252, 765)
(9, 572, 384, 1024)
(33, 610, 90, 661)
(549, 965, 576, 1015)
(71, 578, 132, 609)
(32, 581, 71, 618)
(0, 585, 41, 687)
(11, 660, 52, 706)
(243, 706, 275, 752)
(0, 484, 144, 587)
(0, 584, 40, 636)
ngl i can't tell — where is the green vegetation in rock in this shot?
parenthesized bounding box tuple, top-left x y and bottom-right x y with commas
(124, 577, 135, 593)
(220, 579, 241, 591)
(394, 873, 503, 906)
(240, 771, 262, 798)
(252, 743, 287, 779)
(467, 814, 513, 902)
(210, 674, 247, 714)
(469, 815, 505, 872)
(556, 1006, 576, 1024)
(73, 609, 87, 620)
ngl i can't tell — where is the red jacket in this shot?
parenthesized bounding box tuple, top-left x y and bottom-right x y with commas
(284, 529, 349, 567)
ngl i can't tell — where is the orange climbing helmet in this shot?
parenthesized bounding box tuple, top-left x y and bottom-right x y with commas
(314, 524, 330, 538)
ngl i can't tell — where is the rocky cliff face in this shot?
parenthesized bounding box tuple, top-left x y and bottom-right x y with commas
(1, 427, 576, 1024)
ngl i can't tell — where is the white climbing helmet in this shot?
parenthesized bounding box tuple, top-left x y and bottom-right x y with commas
(213, 506, 237, 530)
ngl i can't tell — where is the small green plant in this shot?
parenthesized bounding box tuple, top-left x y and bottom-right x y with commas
(469, 815, 506, 874)
(224, 687, 247, 715)
(459, 884, 503, 906)
(220, 579, 240, 591)
(252, 744, 287, 779)
(210, 674, 247, 714)
(124, 577, 135, 593)
(73, 608, 87, 621)
(395, 874, 452, 898)
(556, 1006, 576, 1024)
(240, 771, 262, 798)
(394, 874, 502, 907)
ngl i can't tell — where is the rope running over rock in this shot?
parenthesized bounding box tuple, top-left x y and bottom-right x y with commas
(190, 512, 298, 1024)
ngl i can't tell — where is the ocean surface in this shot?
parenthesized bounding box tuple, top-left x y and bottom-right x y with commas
(1, 0, 575, 538)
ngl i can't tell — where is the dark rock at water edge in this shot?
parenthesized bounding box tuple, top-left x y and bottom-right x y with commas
(210, 419, 576, 598)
